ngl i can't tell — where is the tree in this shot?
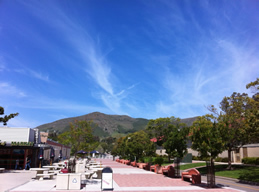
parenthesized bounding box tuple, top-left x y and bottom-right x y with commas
(111, 136, 127, 159)
(246, 78, 259, 143)
(146, 117, 171, 146)
(147, 116, 189, 162)
(163, 120, 188, 161)
(218, 92, 250, 169)
(101, 137, 116, 153)
(58, 120, 95, 156)
(99, 142, 108, 153)
(125, 130, 156, 162)
(190, 115, 225, 159)
(190, 114, 226, 187)
(0, 106, 18, 126)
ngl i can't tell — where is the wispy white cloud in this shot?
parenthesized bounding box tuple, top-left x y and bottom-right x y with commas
(154, 37, 258, 118)
(1, 53, 51, 83)
(116, 83, 139, 97)
(0, 82, 26, 97)
(12, 96, 109, 116)
(28, 69, 50, 82)
(81, 48, 114, 95)
(139, 1, 259, 119)
(2, 0, 256, 126)
(5, 116, 39, 128)
(20, 1, 138, 115)
(14, 68, 50, 82)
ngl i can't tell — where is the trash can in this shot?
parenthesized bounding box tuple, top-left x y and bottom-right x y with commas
(56, 173, 69, 190)
(76, 162, 85, 173)
(68, 173, 81, 190)
(101, 167, 113, 190)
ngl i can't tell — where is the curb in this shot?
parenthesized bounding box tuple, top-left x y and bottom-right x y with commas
(213, 176, 259, 186)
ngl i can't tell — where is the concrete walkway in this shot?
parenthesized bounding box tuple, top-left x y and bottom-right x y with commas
(1, 159, 244, 192)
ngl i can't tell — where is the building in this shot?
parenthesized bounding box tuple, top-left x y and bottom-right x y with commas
(0, 127, 70, 169)
(151, 137, 259, 163)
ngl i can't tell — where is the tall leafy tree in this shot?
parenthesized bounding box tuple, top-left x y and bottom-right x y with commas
(125, 130, 156, 162)
(99, 142, 108, 153)
(218, 92, 250, 169)
(111, 136, 126, 159)
(246, 78, 259, 143)
(190, 115, 225, 160)
(146, 117, 172, 146)
(190, 114, 226, 187)
(163, 119, 188, 162)
(58, 120, 95, 156)
(101, 137, 116, 153)
(0, 106, 18, 126)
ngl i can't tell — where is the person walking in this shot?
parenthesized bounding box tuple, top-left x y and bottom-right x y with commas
(24, 157, 31, 170)
(15, 159, 19, 170)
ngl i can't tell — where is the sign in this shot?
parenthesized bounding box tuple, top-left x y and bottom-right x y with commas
(101, 167, 113, 191)
(11, 141, 34, 146)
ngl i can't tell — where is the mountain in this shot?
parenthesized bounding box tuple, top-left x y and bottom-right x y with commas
(35, 112, 149, 137)
(35, 112, 198, 138)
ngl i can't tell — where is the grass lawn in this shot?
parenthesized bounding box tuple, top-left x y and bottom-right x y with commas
(179, 162, 207, 170)
(162, 162, 259, 183)
(196, 164, 259, 183)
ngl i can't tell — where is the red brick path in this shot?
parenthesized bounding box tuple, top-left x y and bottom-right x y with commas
(114, 173, 190, 187)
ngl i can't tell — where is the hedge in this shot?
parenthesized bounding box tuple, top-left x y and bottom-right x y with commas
(242, 157, 259, 165)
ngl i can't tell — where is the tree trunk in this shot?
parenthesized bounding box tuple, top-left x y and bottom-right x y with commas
(174, 157, 180, 177)
(227, 149, 232, 170)
(168, 155, 171, 163)
(207, 158, 215, 188)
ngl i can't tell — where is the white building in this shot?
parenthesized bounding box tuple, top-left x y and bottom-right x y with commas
(0, 127, 70, 169)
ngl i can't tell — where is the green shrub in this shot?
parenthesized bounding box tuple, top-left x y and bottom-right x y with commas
(154, 156, 164, 166)
(201, 157, 210, 161)
(144, 156, 154, 164)
(221, 157, 229, 162)
(143, 157, 149, 163)
(163, 157, 169, 163)
(242, 157, 258, 165)
(215, 157, 222, 162)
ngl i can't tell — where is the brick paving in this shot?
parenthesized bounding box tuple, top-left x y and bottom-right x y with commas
(113, 174, 190, 187)
(2, 158, 243, 192)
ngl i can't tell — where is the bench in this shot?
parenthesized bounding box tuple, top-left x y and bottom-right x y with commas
(150, 164, 157, 172)
(162, 165, 175, 178)
(82, 171, 95, 179)
(0, 168, 5, 173)
(137, 163, 149, 170)
(130, 161, 137, 167)
(124, 160, 131, 165)
(119, 159, 125, 164)
(48, 170, 60, 174)
(150, 165, 163, 174)
(181, 168, 201, 184)
(142, 163, 150, 171)
(36, 173, 56, 180)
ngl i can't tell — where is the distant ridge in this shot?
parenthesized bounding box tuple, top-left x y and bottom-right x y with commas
(35, 112, 198, 138)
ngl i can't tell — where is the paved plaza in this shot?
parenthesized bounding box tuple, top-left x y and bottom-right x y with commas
(0, 158, 250, 192)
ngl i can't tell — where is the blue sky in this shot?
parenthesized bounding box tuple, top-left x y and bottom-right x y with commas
(0, 0, 258, 128)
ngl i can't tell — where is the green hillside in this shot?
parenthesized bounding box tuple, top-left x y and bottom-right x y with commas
(35, 112, 198, 138)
